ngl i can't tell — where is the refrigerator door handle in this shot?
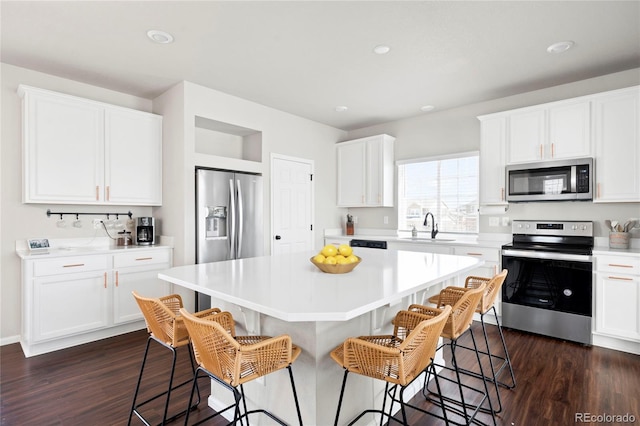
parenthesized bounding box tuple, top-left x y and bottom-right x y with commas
(236, 179, 244, 258)
(228, 178, 236, 259)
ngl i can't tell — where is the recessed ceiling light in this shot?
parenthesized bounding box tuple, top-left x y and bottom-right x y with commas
(420, 105, 435, 112)
(147, 30, 174, 44)
(547, 41, 574, 54)
(373, 45, 391, 55)
(335, 106, 348, 112)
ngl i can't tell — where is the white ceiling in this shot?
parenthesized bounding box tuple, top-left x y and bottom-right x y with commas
(2, 1, 639, 131)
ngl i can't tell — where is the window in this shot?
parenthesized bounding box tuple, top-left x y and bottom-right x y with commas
(397, 153, 479, 234)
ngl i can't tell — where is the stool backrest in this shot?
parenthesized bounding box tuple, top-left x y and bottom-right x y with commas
(466, 269, 508, 314)
(132, 291, 183, 345)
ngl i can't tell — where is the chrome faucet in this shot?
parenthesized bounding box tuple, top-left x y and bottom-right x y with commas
(423, 212, 439, 239)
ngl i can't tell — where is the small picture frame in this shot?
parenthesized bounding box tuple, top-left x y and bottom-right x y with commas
(28, 238, 50, 251)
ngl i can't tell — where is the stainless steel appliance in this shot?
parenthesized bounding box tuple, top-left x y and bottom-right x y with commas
(506, 157, 593, 202)
(136, 217, 155, 245)
(195, 168, 264, 310)
(501, 220, 594, 345)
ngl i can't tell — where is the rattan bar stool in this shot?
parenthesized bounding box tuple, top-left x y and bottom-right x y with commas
(331, 306, 452, 426)
(180, 308, 303, 426)
(409, 283, 497, 426)
(425, 270, 515, 413)
(129, 292, 220, 426)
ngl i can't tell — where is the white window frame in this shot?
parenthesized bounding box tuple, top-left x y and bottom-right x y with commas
(396, 151, 479, 235)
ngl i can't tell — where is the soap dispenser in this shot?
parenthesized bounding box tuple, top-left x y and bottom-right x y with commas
(411, 226, 418, 238)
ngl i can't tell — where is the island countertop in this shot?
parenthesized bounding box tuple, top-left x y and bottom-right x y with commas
(158, 248, 482, 322)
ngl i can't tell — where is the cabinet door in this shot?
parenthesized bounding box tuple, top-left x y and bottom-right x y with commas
(365, 137, 394, 206)
(337, 141, 366, 207)
(595, 274, 640, 341)
(105, 108, 162, 205)
(22, 88, 103, 204)
(593, 87, 640, 202)
(33, 271, 109, 341)
(547, 101, 591, 160)
(507, 109, 545, 163)
(479, 116, 507, 205)
(112, 266, 171, 324)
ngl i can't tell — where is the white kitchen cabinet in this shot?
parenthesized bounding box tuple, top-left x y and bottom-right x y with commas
(507, 99, 591, 164)
(594, 254, 640, 343)
(20, 246, 172, 357)
(337, 134, 395, 207)
(112, 250, 171, 324)
(478, 115, 507, 205)
(592, 86, 640, 203)
(19, 85, 162, 205)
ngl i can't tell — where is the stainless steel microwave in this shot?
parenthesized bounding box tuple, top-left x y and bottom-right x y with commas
(506, 158, 593, 202)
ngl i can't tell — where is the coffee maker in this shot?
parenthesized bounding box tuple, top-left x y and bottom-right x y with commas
(136, 217, 155, 245)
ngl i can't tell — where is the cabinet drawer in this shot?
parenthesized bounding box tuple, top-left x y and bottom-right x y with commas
(453, 246, 500, 263)
(113, 249, 171, 268)
(596, 255, 640, 276)
(33, 255, 108, 277)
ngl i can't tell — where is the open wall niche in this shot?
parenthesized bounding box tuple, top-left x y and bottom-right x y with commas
(194, 116, 262, 163)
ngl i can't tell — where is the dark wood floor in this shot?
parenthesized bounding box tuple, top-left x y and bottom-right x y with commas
(1, 323, 639, 425)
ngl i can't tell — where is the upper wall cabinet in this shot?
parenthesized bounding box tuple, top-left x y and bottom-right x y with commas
(507, 99, 591, 164)
(337, 134, 395, 207)
(592, 86, 640, 203)
(19, 85, 162, 205)
(478, 115, 507, 206)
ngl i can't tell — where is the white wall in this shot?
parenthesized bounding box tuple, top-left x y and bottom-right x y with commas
(0, 63, 158, 343)
(343, 69, 640, 237)
(153, 81, 347, 269)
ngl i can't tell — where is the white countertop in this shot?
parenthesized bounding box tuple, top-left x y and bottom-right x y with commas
(15, 237, 172, 259)
(158, 248, 483, 322)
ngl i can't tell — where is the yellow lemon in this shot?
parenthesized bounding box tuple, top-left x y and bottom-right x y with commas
(337, 244, 353, 257)
(336, 256, 350, 264)
(313, 254, 326, 263)
(321, 244, 338, 257)
(324, 256, 337, 265)
(346, 254, 359, 264)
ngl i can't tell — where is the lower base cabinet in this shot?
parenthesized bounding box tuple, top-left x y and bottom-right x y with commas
(594, 254, 640, 344)
(21, 247, 172, 357)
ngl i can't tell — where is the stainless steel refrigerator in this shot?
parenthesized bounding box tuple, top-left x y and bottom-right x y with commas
(195, 168, 264, 310)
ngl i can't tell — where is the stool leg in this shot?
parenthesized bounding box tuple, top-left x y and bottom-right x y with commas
(287, 366, 304, 426)
(159, 345, 179, 425)
(493, 306, 516, 389)
(128, 337, 153, 426)
(469, 330, 497, 425)
(334, 370, 350, 426)
(184, 367, 202, 426)
(479, 313, 503, 413)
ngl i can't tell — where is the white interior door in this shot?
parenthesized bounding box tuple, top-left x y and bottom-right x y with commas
(271, 154, 314, 255)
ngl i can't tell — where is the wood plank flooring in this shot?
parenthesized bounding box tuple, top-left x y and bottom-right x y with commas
(1, 323, 639, 425)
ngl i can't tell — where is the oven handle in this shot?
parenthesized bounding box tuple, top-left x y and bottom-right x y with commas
(502, 248, 592, 263)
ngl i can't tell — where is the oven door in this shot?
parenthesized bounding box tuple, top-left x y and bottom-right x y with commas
(501, 249, 592, 316)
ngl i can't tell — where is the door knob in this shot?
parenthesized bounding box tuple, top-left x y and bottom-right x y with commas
(275, 235, 281, 240)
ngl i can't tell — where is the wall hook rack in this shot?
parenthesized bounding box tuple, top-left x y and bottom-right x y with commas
(46, 209, 133, 220)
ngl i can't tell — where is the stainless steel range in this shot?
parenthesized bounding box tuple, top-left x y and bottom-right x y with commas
(501, 220, 594, 345)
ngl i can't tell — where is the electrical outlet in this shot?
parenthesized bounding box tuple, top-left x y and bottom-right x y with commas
(502, 217, 510, 227)
(353, 216, 358, 224)
(93, 219, 102, 229)
(383, 216, 389, 225)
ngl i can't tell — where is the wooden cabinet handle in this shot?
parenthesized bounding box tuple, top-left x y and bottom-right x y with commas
(597, 183, 601, 198)
(63, 263, 85, 268)
(608, 263, 633, 268)
(135, 257, 153, 261)
(115, 271, 119, 287)
(106, 186, 110, 201)
(608, 276, 633, 281)
(96, 186, 100, 201)
(466, 252, 483, 256)
(501, 187, 504, 201)
(539, 144, 543, 158)
(104, 272, 107, 288)
(551, 143, 555, 158)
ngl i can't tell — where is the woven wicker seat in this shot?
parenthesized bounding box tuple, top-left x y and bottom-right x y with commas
(409, 283, 497, 426)
(331, 306, 452, 426)
(180, 308, 303, 426)
(426, 270, 515, 413)
(128, 292, 220, 426)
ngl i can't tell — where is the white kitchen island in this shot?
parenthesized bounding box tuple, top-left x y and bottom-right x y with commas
(158, 248, 482, 426)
